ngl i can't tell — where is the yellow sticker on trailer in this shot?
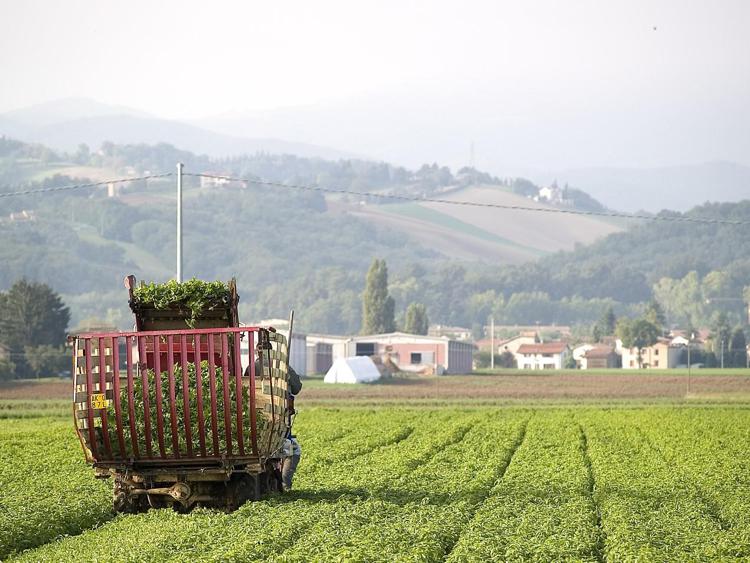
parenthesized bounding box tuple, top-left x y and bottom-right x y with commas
(90, 393, 109, 410)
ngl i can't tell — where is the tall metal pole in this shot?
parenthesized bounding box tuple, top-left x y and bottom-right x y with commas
(176, 162, 183, 282)
(687, 337, 691, 396)
(490, 316, 495, 370)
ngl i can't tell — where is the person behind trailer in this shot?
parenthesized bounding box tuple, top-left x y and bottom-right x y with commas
(252, 329, 303, 492)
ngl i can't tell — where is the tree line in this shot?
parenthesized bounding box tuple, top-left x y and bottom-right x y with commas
(0, 280, 70, 380)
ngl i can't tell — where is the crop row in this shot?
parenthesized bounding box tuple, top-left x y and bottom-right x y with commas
(578, 409, 738, 560)
(8, 407, 750, 561)
(12, 410, 521, 562)
(447, 412, 600, 561)
(0, 419, 111, 559)
(278, 413, 530, 561)
(633, 408, 750, 554)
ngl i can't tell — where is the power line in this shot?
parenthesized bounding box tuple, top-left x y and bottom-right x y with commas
(188, 172, 750, 226)
(0, 173, 173, 199)
(0, 169, 747, 226)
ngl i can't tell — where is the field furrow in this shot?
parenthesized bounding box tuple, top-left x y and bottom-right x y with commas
(447, 412, 599, 562)
(579, 410, 741, 560)
(5, 406, 750, 562)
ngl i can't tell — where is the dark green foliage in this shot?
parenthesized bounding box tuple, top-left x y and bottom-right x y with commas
(106, 360, 254, 459)
(23, 345, 68, 378)
(644, 299, 667, 332)
(710, 311, 732, 354)
(727, 328, 747, 367)
(403, 303, 429, 335)
(616, 318, 659, 368)
(0, 280, 70, 377)
(132, 279, 230, 328)
(600, 306, 617, 335)
(0, 358, 15, 381)
(362, 259, 396, 334)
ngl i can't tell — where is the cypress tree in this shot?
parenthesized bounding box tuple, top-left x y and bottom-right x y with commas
(362, 259, 395, 334)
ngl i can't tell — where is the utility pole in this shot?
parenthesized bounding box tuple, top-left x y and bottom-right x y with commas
(490, 316, 495, 370)
(720, 338, 725, 369)
(176, 162, 183, 282)
(687, 333, 692, 396)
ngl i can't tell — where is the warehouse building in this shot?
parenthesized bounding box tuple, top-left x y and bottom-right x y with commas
(348, 332, 474, 374)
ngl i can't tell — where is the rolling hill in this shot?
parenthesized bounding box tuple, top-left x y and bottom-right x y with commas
(0, 98, 355, 161)
(346, 186, 623, 263)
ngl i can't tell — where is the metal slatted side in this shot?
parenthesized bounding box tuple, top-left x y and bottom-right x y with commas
(72, 327, 284, 468)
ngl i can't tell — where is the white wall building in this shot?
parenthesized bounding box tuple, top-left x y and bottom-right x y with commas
(515, 342, 570, 370)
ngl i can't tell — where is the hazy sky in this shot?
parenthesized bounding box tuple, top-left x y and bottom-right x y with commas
(1, 0, 748, 169)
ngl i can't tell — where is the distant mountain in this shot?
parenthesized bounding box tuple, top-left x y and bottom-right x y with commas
(2, 97, 150, 128)
(546, 162, 750, 213)
(0, 116, 29, 140)
(0, 99, 356, 161)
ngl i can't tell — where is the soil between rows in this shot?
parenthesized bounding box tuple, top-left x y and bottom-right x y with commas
(3, 373, 750, 403)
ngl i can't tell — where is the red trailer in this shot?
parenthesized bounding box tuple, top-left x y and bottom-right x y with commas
(71, 276, 293, 512)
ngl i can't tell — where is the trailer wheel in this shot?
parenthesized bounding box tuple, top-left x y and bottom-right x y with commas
(147, 494, 169, 510)
(261, 466, 282, 495)
(113, 492, 144, 514)
(226, 473, 258, 511)
(113, 479, 147, 514)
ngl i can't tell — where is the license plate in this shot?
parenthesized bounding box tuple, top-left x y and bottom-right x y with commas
(90, 393, 109, 410)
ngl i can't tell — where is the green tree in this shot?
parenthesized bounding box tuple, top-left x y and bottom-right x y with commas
(362, 259, 396, 334)
(617, 317, 659, 369)
(0, 358, 15, 381)
(24, 345, 69, 378)
(0, 280, 70, 378)
(592, 324, 602, 343)
(599, 305, 616, 335)
(728, 328, 747, 368)
(644, 300, 666, 332)
(710, 311, 732, 360)
(404, 303, 429, 335)
(498, 350, 516, 368)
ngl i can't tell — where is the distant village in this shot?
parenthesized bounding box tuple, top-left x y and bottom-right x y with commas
(225, 320, 748, 378)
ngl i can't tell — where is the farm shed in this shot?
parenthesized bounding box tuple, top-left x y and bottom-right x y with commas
(581, 345, 619, 369)
(306, 334, 351, 366)
(349, 332, 474, 374)
(306, 341, 333, 374)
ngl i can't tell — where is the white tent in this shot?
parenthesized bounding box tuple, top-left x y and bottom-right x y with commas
(324, 356, 381, 384)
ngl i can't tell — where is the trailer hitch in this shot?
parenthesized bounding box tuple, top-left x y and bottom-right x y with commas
(132, 482, 192, 502)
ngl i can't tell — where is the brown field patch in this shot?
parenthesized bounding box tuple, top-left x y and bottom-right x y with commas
(0, 379, 71, 400)
(302, 373, 750, 404)
(4, 373, 750, 405)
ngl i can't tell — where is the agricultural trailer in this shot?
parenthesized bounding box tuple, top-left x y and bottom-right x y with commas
(70, 276, 294, 513)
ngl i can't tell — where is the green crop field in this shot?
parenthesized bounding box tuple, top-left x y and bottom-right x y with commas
(2, 404, 750, 561)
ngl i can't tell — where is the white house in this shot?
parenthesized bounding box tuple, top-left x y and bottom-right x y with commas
(619, 338, 681, 369)
(495, 332, 538, 356)
(515, 342, 569, 370)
